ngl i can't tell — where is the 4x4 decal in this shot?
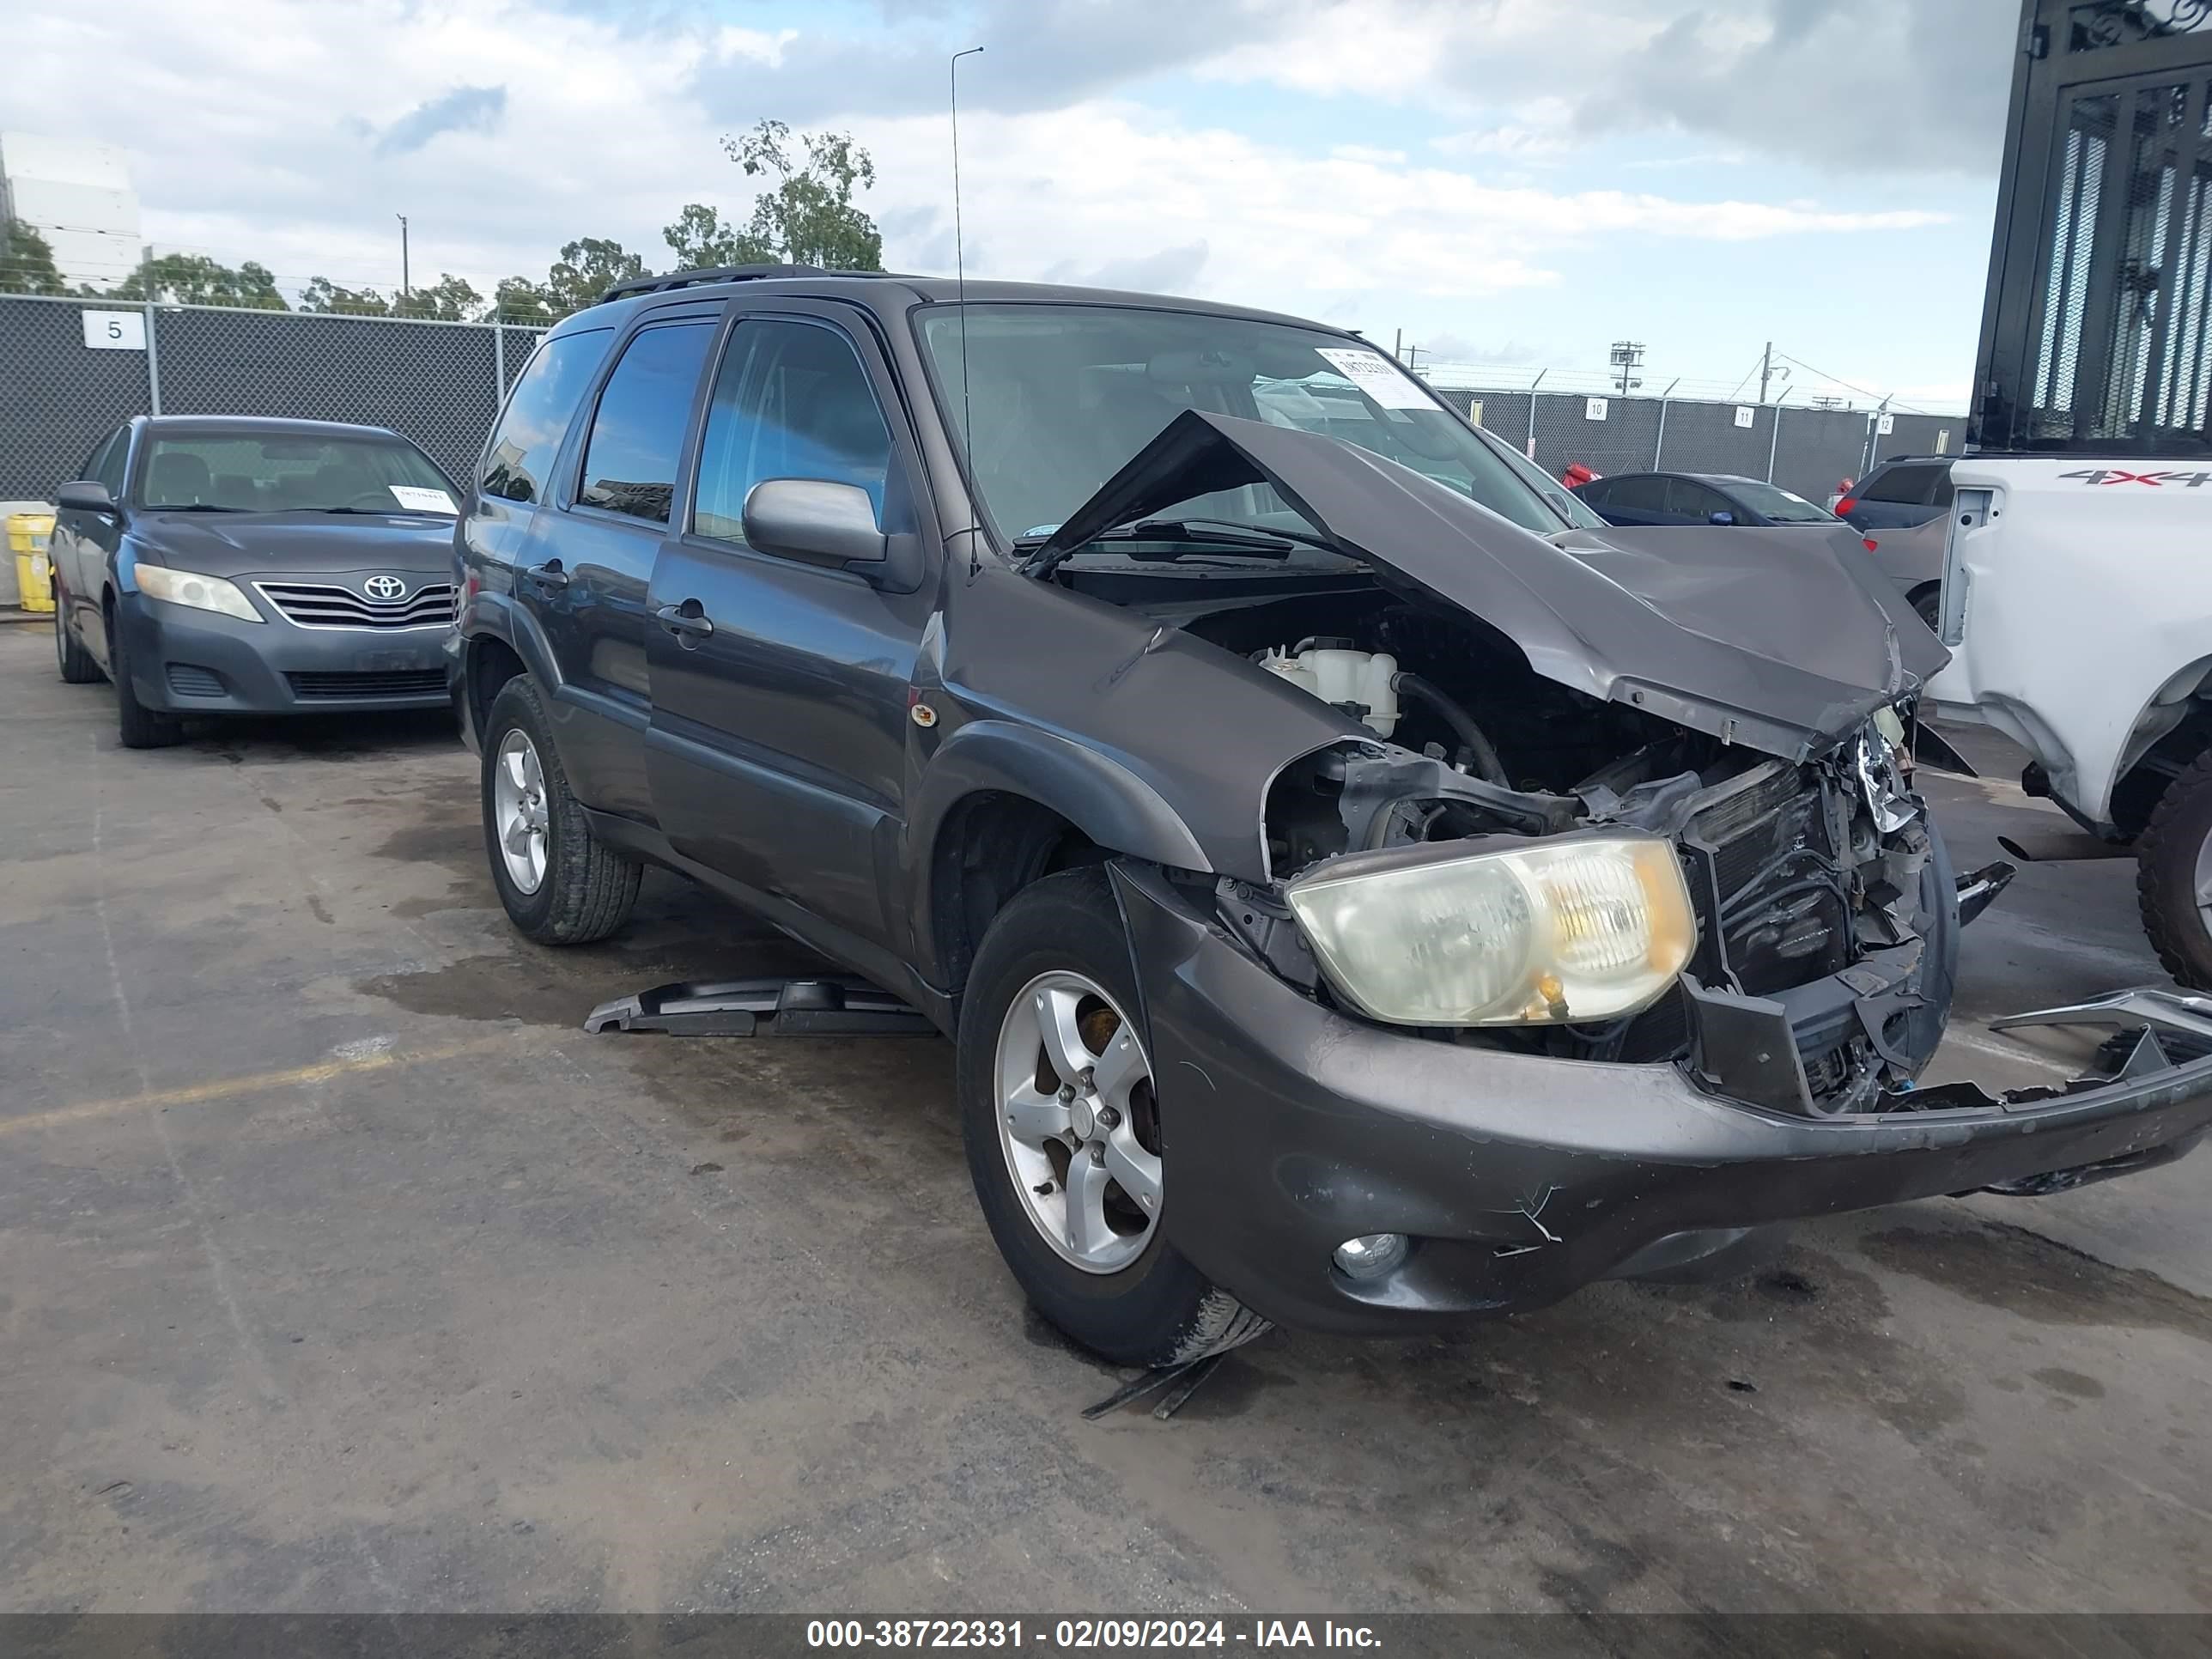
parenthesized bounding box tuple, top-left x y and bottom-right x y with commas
(2059, 468, 2212, 487)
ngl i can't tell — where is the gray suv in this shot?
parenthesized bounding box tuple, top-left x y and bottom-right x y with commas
(447, 265, 2212, 1366)
(1836, 455, 1954, 532)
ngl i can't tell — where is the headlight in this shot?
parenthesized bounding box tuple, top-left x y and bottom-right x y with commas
(135, 564, 261, 623)
(1285, 831, 1696, 1026)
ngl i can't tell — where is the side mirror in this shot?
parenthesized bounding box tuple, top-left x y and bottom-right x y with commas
(742, 478, 886, 568)
(57, 480, 117, 515)
(1708, 510, 1735, 526)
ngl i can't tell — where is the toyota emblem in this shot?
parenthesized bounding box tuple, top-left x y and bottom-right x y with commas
(363, 574, 408, 602)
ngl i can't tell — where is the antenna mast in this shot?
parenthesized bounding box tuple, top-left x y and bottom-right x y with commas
(951, 45, 984, 570)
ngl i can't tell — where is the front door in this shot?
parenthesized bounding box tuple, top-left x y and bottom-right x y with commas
(644, 308, 936, 954)
(53, 428, 130, 669)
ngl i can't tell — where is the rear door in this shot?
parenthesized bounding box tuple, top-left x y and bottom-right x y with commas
(1595, 475, 1668, 526)
(644, 306, 937, 954)
(512, 310, 720, 821)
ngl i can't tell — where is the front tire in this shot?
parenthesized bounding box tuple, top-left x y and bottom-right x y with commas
(2138, 750, 2212, 989)
(957, 866, 1267, 1366)
(480, 676, 641, 945)
(108, 613, 183, 749)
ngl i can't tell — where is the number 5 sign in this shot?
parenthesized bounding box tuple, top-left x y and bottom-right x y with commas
(82, 310, 147, 350)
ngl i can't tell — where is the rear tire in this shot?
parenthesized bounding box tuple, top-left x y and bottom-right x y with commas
(2137, 750, 2212, 989)
(56, 593, 100, 684)
(480, 675, 641, 945)
(1911, 585, 1942, 632)
(109, 614, 183, 749)
(957, 866, 1268, 1367)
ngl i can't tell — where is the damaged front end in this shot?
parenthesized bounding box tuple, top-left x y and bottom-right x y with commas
(1239, 708, 1958, 1118)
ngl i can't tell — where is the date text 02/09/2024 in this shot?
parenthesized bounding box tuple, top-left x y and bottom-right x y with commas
(805, 1620, 1383, 1650)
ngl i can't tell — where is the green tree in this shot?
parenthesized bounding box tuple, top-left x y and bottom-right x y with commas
(300, 275, 391, 316)
(111, 253, 287, 309)
(717, 119, 883, 270)
(392, 272, 483, 322)
(1, 219, 70, 295)
(661, 202, 771, 270)
(493, 237, 650, 322)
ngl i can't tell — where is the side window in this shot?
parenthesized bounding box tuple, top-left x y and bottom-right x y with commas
(481, 328, 613, 505)
(1663, 478, 1721, 520)
(92, 430, 130, 495)
(1929, 468, 1956, 508)
(692, 319, 894, 544)
(1609, 477, 1666, 513)
(578, 320, 719, 524)
(1863, 464, 1933, 504)
(1575, 478, 1612, 505)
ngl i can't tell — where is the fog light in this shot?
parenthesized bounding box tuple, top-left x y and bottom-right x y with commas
(1333, 1233, 1408, 1281)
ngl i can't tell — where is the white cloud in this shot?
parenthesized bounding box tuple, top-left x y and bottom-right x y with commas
(3, 0, 1960, 389)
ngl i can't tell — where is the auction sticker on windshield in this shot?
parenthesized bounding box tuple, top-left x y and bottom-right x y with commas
(1315, 347, 1433, 410)
(389, 485, 458, 514)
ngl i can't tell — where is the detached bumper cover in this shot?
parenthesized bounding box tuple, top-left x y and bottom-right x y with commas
(117, 595, 451, 714)
(1110, 864, 2212, 1337)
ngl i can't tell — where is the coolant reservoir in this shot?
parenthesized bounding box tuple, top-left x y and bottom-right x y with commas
(1258, 646, 1400, 737)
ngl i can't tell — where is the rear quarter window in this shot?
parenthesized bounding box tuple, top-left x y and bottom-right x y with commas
(481, 328, 614, 505)
(1862, 464, 1938, 504)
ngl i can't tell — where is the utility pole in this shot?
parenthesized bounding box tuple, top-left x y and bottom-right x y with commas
(1607, 340, 1645, 396)
(397, 215, 410, 301)
(1758, 340, 1773, 404)
(1392, 327, 1403, 361)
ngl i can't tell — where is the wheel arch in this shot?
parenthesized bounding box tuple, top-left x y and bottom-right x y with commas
(2108, 656, 2212, 840)
(910, 720, 1212, 997)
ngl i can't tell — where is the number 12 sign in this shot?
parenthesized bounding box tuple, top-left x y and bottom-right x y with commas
(82, 311, 147, 351)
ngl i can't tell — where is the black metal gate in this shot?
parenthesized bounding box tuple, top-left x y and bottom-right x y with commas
(1972, 1, 2212, 452)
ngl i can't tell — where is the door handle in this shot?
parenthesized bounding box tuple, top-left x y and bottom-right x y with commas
(524, 560, 569, 590)
(655, 601, 714, 642)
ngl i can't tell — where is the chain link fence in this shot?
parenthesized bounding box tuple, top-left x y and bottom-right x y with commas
(1437, 385, 1963, 502)
(0, 293, 546, 499)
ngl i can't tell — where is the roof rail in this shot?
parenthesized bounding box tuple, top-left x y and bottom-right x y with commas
(597, 264, 826, 304)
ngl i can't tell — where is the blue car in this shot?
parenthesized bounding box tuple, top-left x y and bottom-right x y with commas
(1571, 470, 1841, 529)
(48, 416, 462, 748)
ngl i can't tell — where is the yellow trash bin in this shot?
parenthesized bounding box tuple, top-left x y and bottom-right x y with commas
(8, 512, 57, 613)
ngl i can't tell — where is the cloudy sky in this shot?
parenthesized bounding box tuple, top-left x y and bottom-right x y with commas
(12, 0, 2021, 409)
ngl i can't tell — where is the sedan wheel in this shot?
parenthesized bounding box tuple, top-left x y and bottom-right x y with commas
(491, 728, 550, 895)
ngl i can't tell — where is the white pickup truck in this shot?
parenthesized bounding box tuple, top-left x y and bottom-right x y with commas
(1923, 455, 2212, 986)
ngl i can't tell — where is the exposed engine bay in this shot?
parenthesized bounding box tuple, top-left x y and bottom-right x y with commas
(1072, 571, 1945, 1114)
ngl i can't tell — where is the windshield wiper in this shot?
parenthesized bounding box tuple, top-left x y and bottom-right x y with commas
(147, 502, 246, 513)
(1021, 518, 1345, 578)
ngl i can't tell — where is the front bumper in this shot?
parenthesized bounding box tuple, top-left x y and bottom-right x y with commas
(116, 593, 452, 715)
(1111, 864, 2212, 1337)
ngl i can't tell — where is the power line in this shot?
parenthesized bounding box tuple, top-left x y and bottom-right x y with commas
(1771, 349, 1929, 416)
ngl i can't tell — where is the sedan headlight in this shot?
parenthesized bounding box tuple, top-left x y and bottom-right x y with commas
(135, 564, 262, 623)
(1285, 832, 1696, 1026)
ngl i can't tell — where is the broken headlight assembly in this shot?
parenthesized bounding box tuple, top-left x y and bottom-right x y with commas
(1285, 831, 1697, 1027)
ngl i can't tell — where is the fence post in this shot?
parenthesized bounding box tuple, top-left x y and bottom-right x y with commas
(1765, 397, 1786, 481)
(492, 322, 505, 399)
(143, 301, 161, 416)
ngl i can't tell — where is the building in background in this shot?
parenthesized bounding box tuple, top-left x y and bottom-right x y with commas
(0, 132, 143, 290)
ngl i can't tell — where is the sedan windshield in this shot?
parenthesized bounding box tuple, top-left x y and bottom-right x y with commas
(915, 304, 1603, 550)
(141, 434, 456, 514)
(1727, 480, 1836, 524)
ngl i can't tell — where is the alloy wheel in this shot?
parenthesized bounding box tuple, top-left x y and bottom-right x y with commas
(493, 728, 550, 895)
(994, 970, 1163, 1274)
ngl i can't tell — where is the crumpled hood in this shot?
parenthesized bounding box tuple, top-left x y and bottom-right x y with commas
(133, 511, 457, 579)
(1036, 410, 1947, 761)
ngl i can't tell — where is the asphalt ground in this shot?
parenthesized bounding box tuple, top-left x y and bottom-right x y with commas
(3, 622, 2208, 1615)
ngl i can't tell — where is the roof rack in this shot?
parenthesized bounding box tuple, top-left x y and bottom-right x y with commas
(597, 264, 825, 304)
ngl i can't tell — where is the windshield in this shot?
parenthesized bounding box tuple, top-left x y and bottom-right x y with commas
(916, 303, 1599, 550)
(141, 434, 456, 514)
(1726, 480, 1835, 524)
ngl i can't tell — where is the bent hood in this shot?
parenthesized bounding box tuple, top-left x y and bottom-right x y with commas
(1037, 410, 1947, 761)
(135, 511, 457, 579)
